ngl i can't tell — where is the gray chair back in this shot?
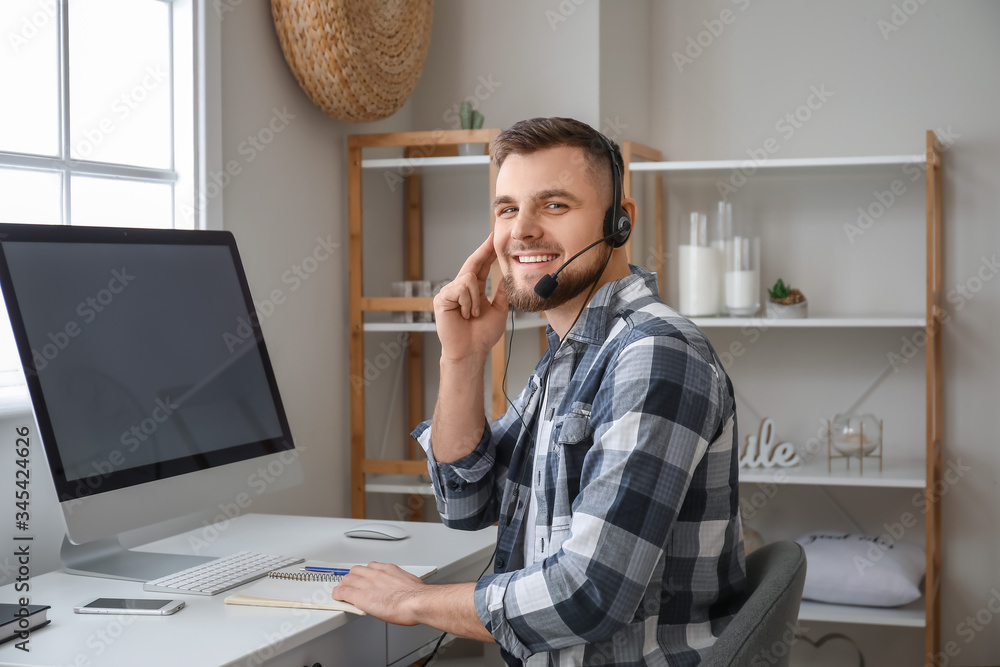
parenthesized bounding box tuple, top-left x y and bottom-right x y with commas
(705, 540, 807, 667)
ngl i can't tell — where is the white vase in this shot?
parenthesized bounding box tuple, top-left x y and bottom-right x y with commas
(766, 299, 808, 319)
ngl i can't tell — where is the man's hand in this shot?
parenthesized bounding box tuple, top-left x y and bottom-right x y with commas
(332, 562, 494, 643)
(434, 232, 509, 363)
(332, 562, 423, 625)
(428, 233, 507, 462)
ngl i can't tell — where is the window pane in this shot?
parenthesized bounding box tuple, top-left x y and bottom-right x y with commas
(0, 1, 60, 156)
(0, 302, 25, 381)
(69, 0, 171, 169)
(0, 168, 61, 224)
(71, 176, 172, 228)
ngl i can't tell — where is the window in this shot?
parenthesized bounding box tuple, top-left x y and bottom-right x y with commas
(0, 0, 214, 383)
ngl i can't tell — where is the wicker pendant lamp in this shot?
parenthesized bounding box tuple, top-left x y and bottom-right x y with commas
(271, 0, 434, 123)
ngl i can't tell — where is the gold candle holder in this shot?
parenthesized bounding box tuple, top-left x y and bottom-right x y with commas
(827, 414, 883, 475)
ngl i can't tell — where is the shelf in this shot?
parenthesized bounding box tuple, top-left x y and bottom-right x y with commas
(364, 316, 548, 333)
(798, 598, 925, 627)
(691, 317, 926, 328)
(361, 155, 490, 169)
(364, 322, 441, 333)
(373, 456, 926, 496)
(629, 154, 926, 173)
(739, 455, 925, 488)
(349, 128, 506, 521)
(365, 474, 434, 496)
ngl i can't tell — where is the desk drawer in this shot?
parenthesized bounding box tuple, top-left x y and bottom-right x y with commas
(260, 615, 385, 667)
(387, 623, 444, 665)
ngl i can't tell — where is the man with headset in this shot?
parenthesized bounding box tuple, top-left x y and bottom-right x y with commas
(333, 117, 747, 665)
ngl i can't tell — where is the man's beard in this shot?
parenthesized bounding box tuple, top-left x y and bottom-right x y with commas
(503, 243, 612, 313)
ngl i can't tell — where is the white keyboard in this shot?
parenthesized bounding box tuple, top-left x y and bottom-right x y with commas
(143, 551, 304, 596)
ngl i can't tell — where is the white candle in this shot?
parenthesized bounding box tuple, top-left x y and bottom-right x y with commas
(678, 245, 721, 316)
(725, 269, 759, 316)
(712, 239, 726, 311)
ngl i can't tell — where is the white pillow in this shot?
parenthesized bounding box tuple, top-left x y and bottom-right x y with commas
(795, 531, 925, 607)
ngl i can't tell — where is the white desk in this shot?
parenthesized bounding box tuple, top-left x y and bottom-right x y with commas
(0, 514, 496, 667)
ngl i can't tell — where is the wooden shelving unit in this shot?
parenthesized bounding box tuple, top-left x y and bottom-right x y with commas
(625, 131, 944, 656)
(737, 455, 926, 489)
(348, 129, 942, 650)
(627, 153, 926, 173)
(346, 129, 550, 520)
(799, 599, 926, 628)
(363, 315, 548, 334)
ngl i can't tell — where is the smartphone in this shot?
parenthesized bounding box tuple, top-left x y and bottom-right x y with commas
(74, 598, 185, 616)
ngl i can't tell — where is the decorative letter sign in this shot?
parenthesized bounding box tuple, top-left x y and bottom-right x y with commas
(739, 418, 802, 468)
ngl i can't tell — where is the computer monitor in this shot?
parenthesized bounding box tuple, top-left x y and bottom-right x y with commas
(0, 223, 302, 581)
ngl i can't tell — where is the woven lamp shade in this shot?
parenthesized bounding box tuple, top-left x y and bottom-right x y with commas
(271, 0, 433, 123)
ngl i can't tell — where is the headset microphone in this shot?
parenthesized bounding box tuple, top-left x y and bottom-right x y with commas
(532, 228, 630, 298)
(532, 273, 559, 300)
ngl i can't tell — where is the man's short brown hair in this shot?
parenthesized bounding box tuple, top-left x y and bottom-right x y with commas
(489, 117, 624, 203)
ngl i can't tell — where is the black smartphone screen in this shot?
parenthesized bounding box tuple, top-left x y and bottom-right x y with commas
(86, 598, 172, 610)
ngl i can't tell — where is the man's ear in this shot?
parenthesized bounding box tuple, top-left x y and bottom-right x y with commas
(622, 197, 638, 231)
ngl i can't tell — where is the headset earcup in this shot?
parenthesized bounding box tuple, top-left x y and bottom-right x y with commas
(603, 206, 616, 247)
(603, 206, 632, 247)
(614, 214, 632, 248)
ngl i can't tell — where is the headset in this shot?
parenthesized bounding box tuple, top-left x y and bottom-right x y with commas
(599, 133, 632, 250)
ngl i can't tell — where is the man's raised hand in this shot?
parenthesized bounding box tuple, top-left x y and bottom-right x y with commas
(433, 233, 509, 362)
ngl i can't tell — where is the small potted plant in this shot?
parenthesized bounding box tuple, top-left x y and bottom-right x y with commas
(766, 278, 808, 319)
(457, 101, 485, 156)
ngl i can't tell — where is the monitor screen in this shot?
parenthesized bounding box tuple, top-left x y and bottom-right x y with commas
(0, 224, 295, 505)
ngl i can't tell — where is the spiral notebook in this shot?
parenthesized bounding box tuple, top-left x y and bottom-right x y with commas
(224, 561, 437, 614)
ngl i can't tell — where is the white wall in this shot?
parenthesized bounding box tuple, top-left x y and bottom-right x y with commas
(212, 1, 417, 523)
(598, 0, 652, 145)
(648, 1, 1000, 665)
(410, 0, 601, 132)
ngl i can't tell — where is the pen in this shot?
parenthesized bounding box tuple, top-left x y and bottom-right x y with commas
(302, 566, 351, 575)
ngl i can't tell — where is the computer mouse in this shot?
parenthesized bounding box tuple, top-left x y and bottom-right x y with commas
(344, 523, 409, 540)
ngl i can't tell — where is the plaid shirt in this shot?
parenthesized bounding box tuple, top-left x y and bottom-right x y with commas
(413, 267, 746, 666)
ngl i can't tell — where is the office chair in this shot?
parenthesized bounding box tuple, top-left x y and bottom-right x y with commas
(704, 540, 807, 667)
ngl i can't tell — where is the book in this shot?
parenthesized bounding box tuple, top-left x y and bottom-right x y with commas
(0, 603, 51, 644)
(224, 561, 437, 614)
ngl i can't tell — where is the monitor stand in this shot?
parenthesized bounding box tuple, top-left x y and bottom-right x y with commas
(60, 535, 215, 582)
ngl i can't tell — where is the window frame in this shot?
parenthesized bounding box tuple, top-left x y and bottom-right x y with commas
(0, 0, 218, 230)
(0, 0, 221, 385)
